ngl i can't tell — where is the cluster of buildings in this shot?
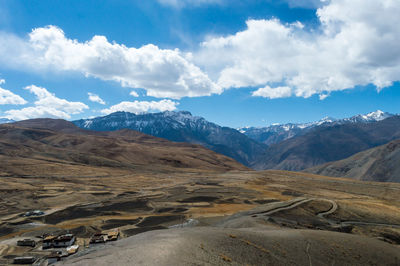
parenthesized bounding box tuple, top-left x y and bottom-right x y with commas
(12, 230, 120, 264)
(13, 233, 78, 265)
(90, 230, 119, 244)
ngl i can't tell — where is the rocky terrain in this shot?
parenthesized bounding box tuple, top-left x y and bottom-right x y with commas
(305, 139, 400, 182)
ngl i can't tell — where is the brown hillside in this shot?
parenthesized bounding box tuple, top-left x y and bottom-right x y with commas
(305, 139, 400, 182)
(0, 119, 247, 177)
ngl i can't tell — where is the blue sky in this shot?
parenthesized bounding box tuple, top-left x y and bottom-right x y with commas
(0, 0, 399, 127)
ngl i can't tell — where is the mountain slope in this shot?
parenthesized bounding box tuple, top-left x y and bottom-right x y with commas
(240, 110, 394, 145)
(252, 115, 400, 171)
(304, 139, 400, 182)
(0, 119, 247, 177)
(73, 111, 266, 166)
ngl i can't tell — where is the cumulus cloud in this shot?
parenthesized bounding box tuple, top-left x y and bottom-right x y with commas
(0, 26, 221, 99)
(319, 93, 329, 100)
(252, 86, 292, 99)
(5, 85, 88, 120)
(197, 0, 400, 99)
(1, 0, 400, 101)
(101, 99, 178, 115)
(0, 79, 27, 105)
(88, 92, 106, 105)
(130, 91, 139, 97)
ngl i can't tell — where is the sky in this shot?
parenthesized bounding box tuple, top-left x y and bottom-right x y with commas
(0, 0, 399, 128)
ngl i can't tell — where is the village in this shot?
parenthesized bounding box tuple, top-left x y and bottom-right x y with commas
(5, 219, 120, 265)
(2, 206, 192, 265)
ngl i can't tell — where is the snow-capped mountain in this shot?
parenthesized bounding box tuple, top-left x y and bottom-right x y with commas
(0, 118, 15, 124)
(239, 110, 395, 145)
(341, 110, 393, 123)
(72, 110, 395, 167)
(73, 111, 266, 166)
(252, 114, 400, 171)
(76, 111, 206, 133)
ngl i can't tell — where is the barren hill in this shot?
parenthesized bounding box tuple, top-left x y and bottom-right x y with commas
(0, 119, 247, 177)
(62, 227, 400, 266)
(305, 139, 400, 182)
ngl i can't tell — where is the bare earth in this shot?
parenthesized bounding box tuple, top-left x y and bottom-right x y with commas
(1, 168, 400, 265)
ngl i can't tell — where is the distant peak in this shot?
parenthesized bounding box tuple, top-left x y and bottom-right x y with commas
(163, 110, 192, 117)
(0, 118, 15, 124)
(107, 111, 135, 116)
(353, 110, 393, 122)
(365, 110, 389, 117)
(372, 109, 384, 114)
(320, 116, 336, 121)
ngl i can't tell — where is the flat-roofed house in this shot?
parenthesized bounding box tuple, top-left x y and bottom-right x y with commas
(42, 234, 75, 249)
(13, 256, 36, 264)
(43, 235, 57, 249)
(53, 234, 76, 248)
(17, 239, 36, 247)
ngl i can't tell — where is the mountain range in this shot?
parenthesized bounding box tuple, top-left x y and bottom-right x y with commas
(73, 111, 266, 167)
(0, 118, 14, 124)
(2, 109, 399, 181)
(239, 110, 394, 145)
(72, 110, 400, 172)
(251, 115, 400, 171)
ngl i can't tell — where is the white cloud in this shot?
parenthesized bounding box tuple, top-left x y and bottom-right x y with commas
(5, 85, 88, 120)
(101, 99, 178, 115)
(319, 93, 329, 100)
(130, 91, 139, 97)
(157, 0, 223, 8)
(197, 0, 400, 99)
(0, 79, 27, 105)
(0, 26, 221, 100)
(1, 0, 400, 101)
(0, 88, 27, 105)
(88, 92, 106, 105)
(252, 86, 292, 99)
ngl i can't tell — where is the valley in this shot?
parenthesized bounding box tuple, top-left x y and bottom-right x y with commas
(1, 168, 400, 265)
(0, 116, 400, 265)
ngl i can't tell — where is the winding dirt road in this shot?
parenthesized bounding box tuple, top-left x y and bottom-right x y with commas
(252, 197, 400, 229)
